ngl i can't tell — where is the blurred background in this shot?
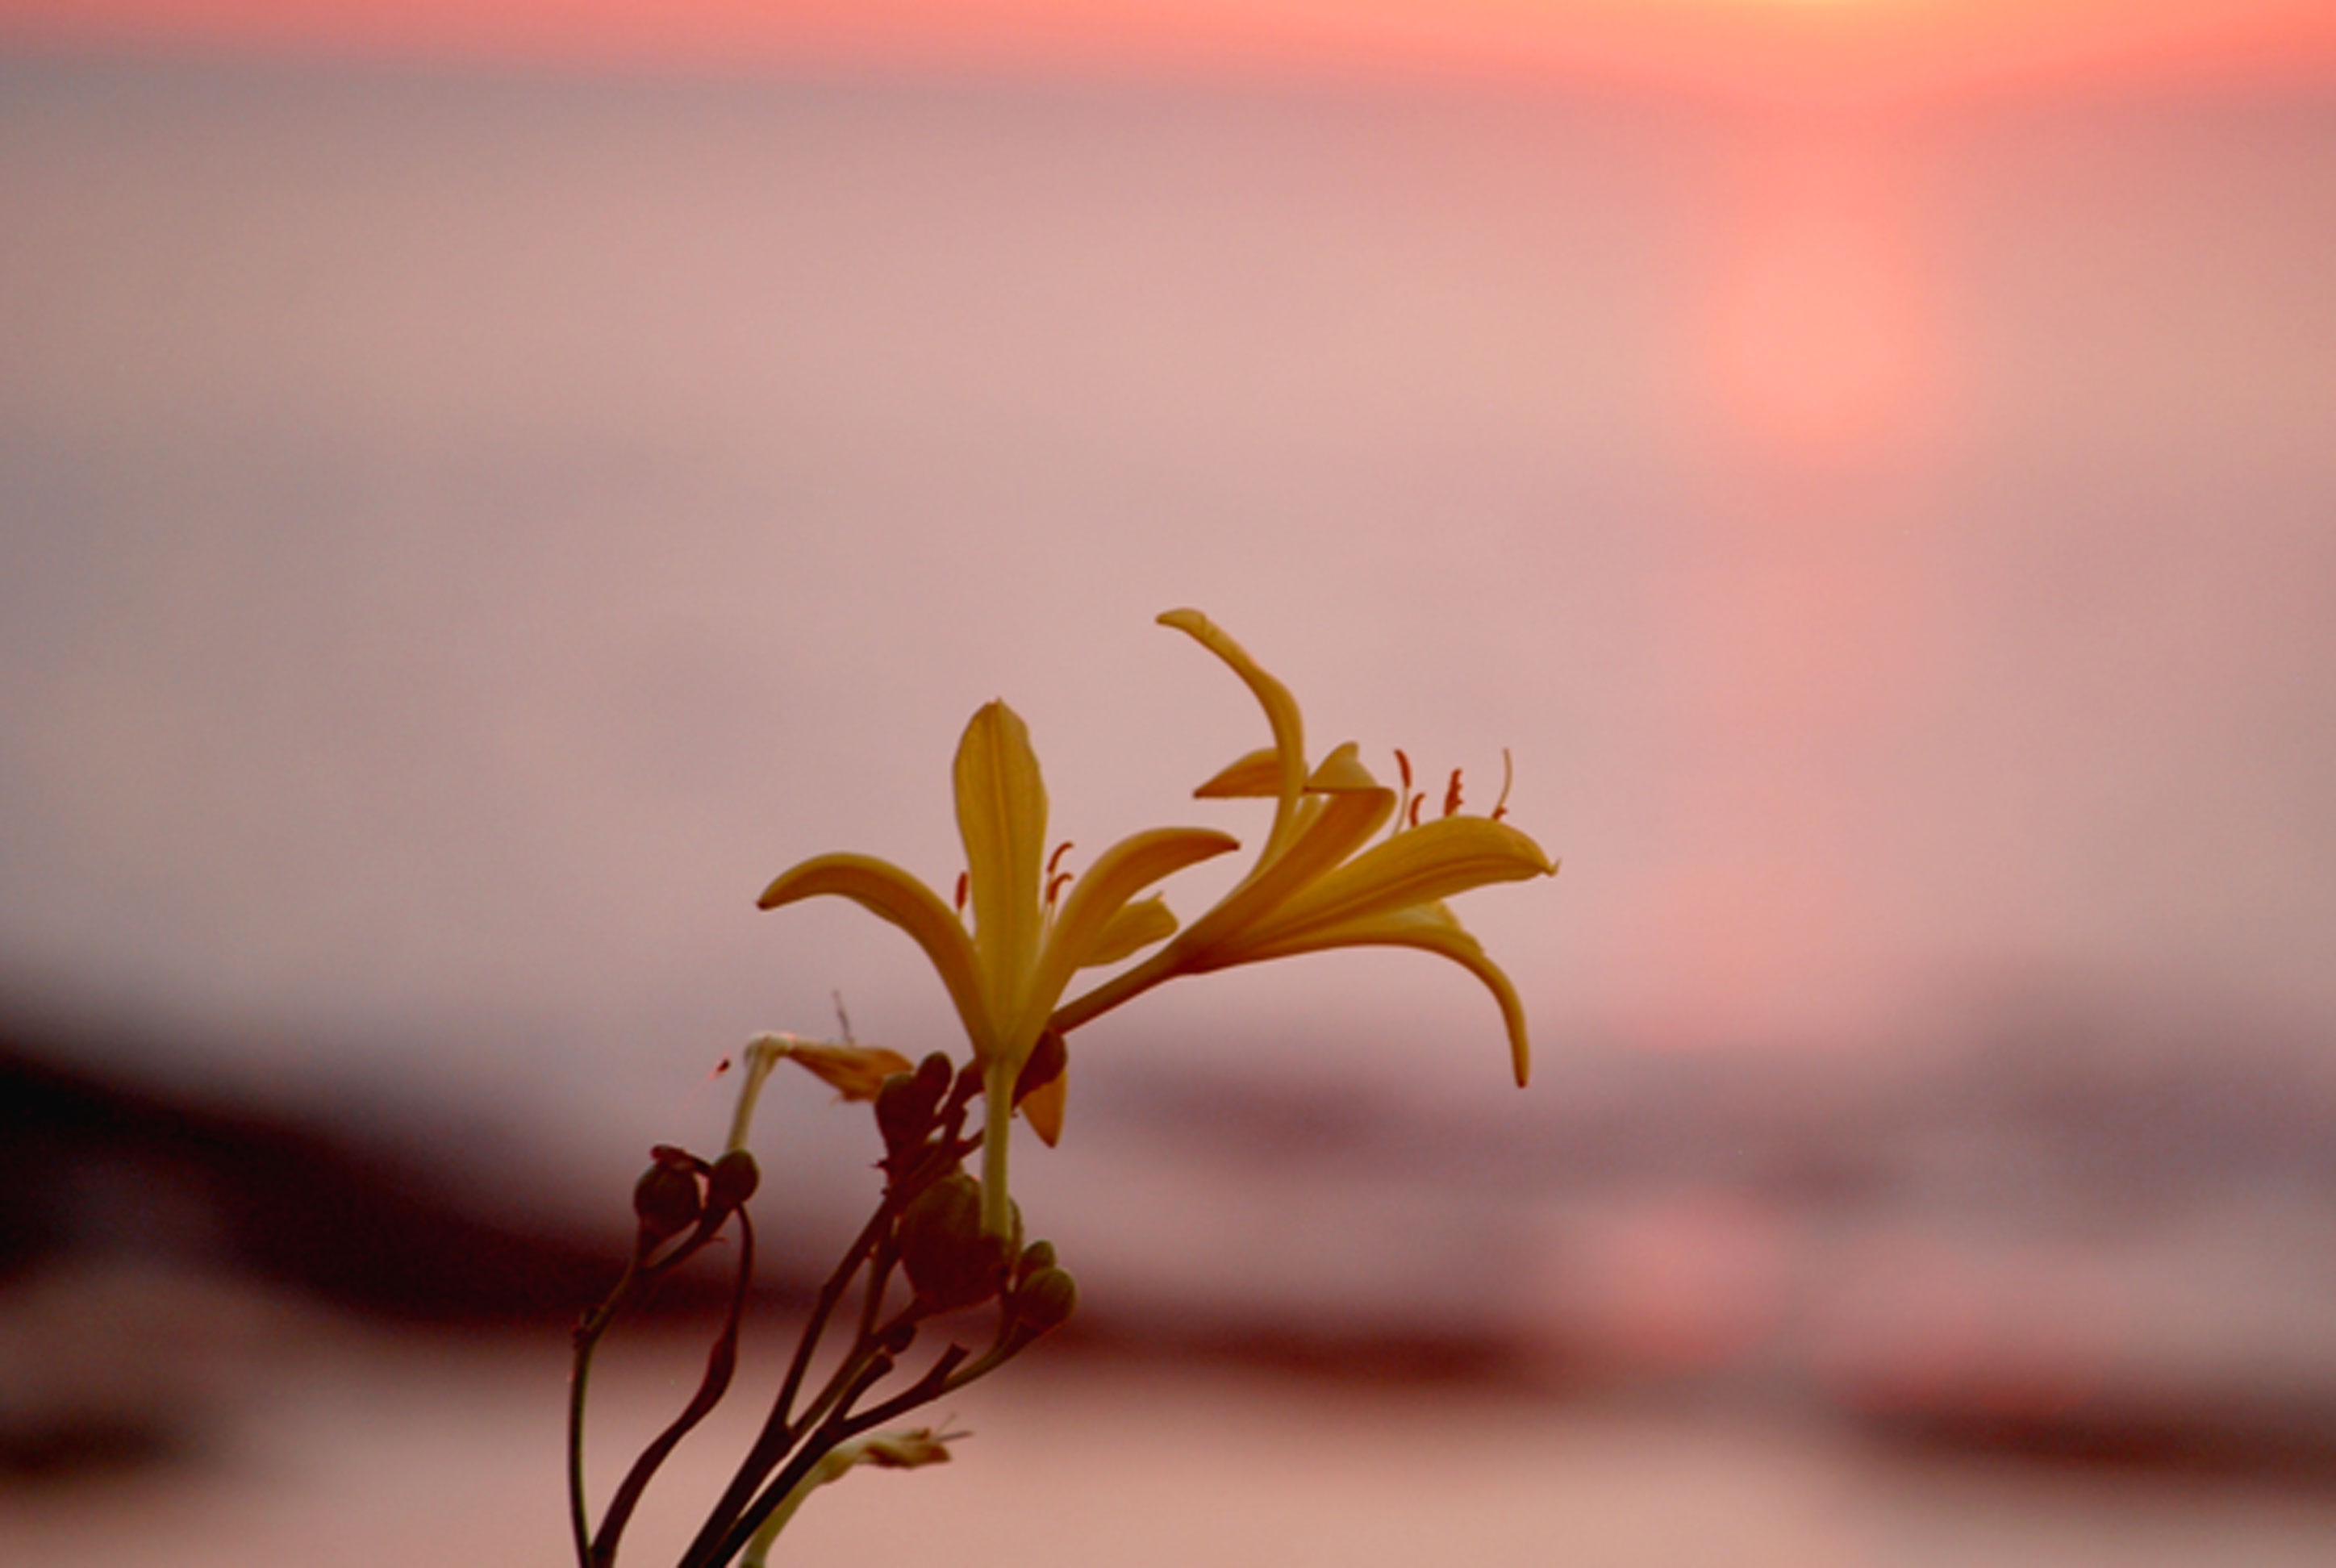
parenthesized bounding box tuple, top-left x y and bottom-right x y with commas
(3, 2, 2334, 1563)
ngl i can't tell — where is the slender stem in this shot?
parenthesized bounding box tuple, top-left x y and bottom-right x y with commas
(569, 1257, 640, 1568)
(854, 1235, 897, 1345)
(699, 1350, 907, 1568)
(679, 1350, 895, 1568)
(772, 1202, 891, 1432)
(587, 1212, 755, 1568)
(677, 1202, 896, 1568)
(980, 1057, 1015, 1236)
(1048, 940, 1182, 1036)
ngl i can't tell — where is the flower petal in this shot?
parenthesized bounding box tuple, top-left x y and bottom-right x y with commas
(1175, 784, 1394, 964)
(1159, 610, 1308, 859)
(783, 1041, 917, 1102)
(1242, 815, 1554, 949)
(1082, 896, 1178, 969)
(1032, 825, 1239, 1024)
(1194, 746, 1283, 799)
(1235, 901, 1535, 1087)
(954, 701, 1049, 1057)
(1020, 1066, 1068, 1147)
(1304, 741, 1383, 793)
(757, 853, 990, 1054)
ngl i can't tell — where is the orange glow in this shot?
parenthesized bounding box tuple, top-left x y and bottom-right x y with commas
(1711, 177, 1927, 457)
(3, 1, 2335, 101)
(1702, 140, 1945, 461)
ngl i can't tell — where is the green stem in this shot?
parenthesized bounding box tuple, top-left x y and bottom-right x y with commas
(980, 1057, 1015, 1237)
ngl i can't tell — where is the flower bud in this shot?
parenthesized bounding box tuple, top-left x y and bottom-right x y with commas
(877, 1069, 937, 1157)
(898, 1173, 1011, 1312)
(705, 1149, 760, 1215)
(1013, 1266, 1078, 1338)
(633, 1156, 702, 1243)
(1016, 1240, 1056, 1285)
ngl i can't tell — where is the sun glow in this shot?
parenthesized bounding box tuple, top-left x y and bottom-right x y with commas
(1705, 145, 1935, 458)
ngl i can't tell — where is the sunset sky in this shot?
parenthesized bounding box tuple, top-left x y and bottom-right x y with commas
(6, 0, 2336, 101)
(4, 0, 2333, 1214)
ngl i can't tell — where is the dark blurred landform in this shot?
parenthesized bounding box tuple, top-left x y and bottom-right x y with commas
(5, 986, 2333, 1491)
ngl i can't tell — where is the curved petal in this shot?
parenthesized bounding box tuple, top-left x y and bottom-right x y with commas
(1159, 610, 1307, 859)
(1020, 1066, 1068, 1147)
(1082, 896, 1178, 969)
(954, 701, 1048, 1056)
(1304, 741, 1383, 793)
(1031, 825, 1239, 1024)
(1244, 816, 1554, 949)
(1194, 746, 1284, 799)
(1174, 785, 1395, 964)
(757, 853, 992, 1055)
(1235, 902, 1534, 1087)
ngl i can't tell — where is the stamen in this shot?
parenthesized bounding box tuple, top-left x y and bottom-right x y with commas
(1443, 768, 1464, 818)
(1395, 749, 1414, 796)
(953, 870, 970, 914)
(832, 990, 855, 1045)
(1406, 792, 1425, 829)
(1046, 869, 1074, 907)
(1492, 748, 1513, 823)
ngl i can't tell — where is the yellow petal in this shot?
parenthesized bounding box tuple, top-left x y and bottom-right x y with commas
(1082, 896, 1179, 969)
(1020, 1065, 1068, 1147)
(783, 1041, 917, 1102)
(1176, 785, 1394, 963)
(1194, 746, 1284, 799)
(1245, 815, 1554, 949)
(1158, 610, 1308, 858)
(757, 853, 991, 1058)
(1304, 741, 1383, 793)
(1030, 826, 1238, 1029)
(1236, 902, 1535, 1087)
(954, 701, 1049, 1057)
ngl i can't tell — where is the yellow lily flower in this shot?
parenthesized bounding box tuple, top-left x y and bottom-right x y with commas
(758, 700, 1238, 1233)
(1051, 610, 1558, 1086)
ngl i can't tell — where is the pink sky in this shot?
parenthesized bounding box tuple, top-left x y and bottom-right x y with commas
(6, 0, 2336, 102)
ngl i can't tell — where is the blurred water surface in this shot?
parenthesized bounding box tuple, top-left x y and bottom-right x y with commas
(6, 1318, 2336, 1568)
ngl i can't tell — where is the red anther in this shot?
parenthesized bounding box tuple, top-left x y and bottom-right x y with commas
(1406, 793, 1425, 828)
(1443, 769, 1464, 818)
(712, 1057, 733, 1077)
(1395, 749, 1414, 795)
(1045, 841, 1076, 878)
(1045, 870, 1074, 906)
(953, 870, 970, 913)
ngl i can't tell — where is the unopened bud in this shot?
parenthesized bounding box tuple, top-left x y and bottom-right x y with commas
(706, 1149, 760, 1215)
(874, 1074, 924, 1158)
(1013, 1266, 1078, 1338)
(898, 1173, 1011, 1312)
(633, 1157, 701, 1243)
(1016, 1240, 1056, 1285)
